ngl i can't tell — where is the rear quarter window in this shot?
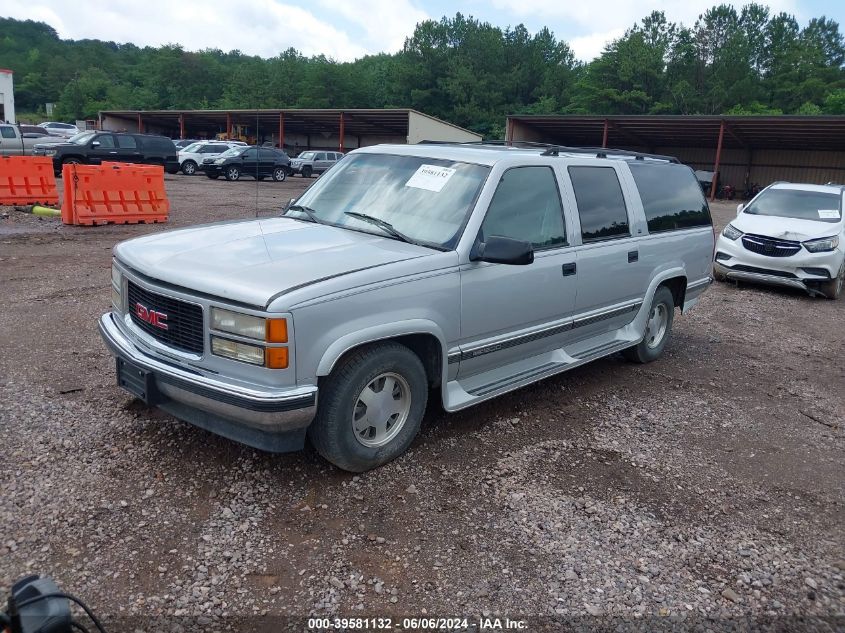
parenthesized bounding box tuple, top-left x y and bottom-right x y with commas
(629, 163, 712, 233)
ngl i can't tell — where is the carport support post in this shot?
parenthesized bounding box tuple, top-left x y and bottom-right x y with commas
(226, 113, 232, 139)
(339, 112, 345, 152)
(137, 113, 143, 134)
(601, 119, 609, 148)
(278, 113, 285, 150)
(179, 113, 185, 140)
(710, 120, 725, 201)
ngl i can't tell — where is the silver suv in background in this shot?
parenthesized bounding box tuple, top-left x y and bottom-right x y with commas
(99, 143, 714, 472)
(290, 150, 343, 177)
(37, 122, 80, 138)
(178, 141, 245, 175)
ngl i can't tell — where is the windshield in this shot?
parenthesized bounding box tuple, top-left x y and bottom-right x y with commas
(288, 153, 490, 249)
(218, 147, 243, 158)
(297, 152, 315, 160)
(744, 188, 842, 224)
(69, 132, 96, 145)
(182, 142, 202, 153)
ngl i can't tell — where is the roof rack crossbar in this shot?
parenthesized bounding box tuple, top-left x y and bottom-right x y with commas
(416, 139, 680, 163)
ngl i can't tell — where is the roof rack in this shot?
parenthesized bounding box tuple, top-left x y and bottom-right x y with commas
(416, 139, 680, 163)
(540, 145, 680, 163)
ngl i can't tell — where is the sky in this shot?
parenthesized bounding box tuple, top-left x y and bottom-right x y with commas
(2, 0, 844, 62)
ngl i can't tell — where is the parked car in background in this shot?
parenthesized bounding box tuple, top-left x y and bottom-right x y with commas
(178, 141, 245, 175)
(715, 182, 844, 299)
(37, 122, 80, 138)
(174, 139, 202, 149)
(203, 146, 290, 181)
(33, 131, 180, 174)
(0, 123, 64, 155)
(99, 142, 714, 472)
(19, 124, 59, 137)
(289, 150, 343, 177)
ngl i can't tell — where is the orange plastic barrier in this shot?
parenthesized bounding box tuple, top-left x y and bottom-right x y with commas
(0, 156, 59, 205)
(62, 162, 169, 226)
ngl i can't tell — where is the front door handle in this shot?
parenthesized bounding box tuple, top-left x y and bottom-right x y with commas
(628, 250, 639, 263)
(561, 262, 576, 276)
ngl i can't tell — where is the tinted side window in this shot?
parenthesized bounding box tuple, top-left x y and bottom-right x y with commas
(259, 149, 278, 159)
(95, 135, 115, 148)
(0, 126, 15, 139)
(629, 163, 712, 232)
(315, 152, 327, 160)
(241, 149, 258, 159)
(569, 167, 630, 242)
(480, 166, 566, 250)
(117, 135, 137, 149)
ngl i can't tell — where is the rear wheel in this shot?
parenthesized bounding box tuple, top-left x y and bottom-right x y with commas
(272, 166, 287, 182)
(819, 262, 844, 300)
(622, 286, 675, 363)
(308, 342, 428, 472)
(181, 160, 197, 175)
(224, 166, 240, 181)
(302, 166, 312, 178)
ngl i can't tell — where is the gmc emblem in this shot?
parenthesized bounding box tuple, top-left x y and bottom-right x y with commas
(135, 302, 169, 330)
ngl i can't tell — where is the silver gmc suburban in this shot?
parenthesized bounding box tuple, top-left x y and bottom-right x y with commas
(99, 143, 714, 472)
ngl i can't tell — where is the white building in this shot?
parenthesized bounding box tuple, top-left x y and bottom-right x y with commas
(0, 69, 14, 124)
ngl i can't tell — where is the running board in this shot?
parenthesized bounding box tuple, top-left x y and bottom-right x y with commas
(444, 335, 637, 412)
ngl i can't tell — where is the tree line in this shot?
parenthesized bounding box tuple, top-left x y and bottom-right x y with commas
(2, 4, 843, 138)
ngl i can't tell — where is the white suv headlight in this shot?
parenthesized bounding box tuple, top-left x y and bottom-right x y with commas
(803, 235, 839, 253)
(722, 224, 743, 241)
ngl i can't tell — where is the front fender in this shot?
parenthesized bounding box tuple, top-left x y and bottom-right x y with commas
(315, 319, 448, 379)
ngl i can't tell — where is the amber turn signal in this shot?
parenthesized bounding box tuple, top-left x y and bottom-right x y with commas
(266, 347, 289, 369)
(266, 318, 288, 343)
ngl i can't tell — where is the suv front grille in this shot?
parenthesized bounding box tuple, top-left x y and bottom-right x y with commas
(741, 234, 801, 258)
(127, 281, 204, 354)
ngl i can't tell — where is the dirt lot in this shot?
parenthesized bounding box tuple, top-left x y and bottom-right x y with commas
(1, 173, 843, 631)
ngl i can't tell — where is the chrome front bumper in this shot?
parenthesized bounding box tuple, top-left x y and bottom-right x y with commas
(98, 312, 318, 451)
(714, 262, 813, 292)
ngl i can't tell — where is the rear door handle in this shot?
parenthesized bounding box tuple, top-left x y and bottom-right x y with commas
(561, 262, 576, 276)
(628, 250, 639, 263)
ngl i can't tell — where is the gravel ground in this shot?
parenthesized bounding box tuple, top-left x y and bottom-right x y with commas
(0, 173, 843, 632)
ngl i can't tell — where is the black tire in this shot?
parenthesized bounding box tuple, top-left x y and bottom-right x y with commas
(62, 157, 81, 166)
(302, 166, 312, 178)
(622, 286, 675, 364)
(819, 262, 844, 300)
(272, 166, 287, 182)
(308, 342, 428, 472)
(181, 160, 197, 175)
(224, 166, 240, 181)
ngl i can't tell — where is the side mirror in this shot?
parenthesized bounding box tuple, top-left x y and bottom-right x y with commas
(90, 140, 100, 148)
(736, 203, 744, 216)
(472, 235, 534, 265)
(283, 198, 295, 212)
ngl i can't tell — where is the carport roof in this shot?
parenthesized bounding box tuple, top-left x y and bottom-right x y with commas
(100, 108, 439, 137)
(506, 115, 845, 151)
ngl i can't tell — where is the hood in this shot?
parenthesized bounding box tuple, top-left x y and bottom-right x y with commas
(732, 212, 842, 242)
(115, 217, 433, 307)
(34, 140, 74, 150)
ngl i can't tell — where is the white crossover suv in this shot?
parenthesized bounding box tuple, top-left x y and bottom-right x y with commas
(715, 182, 844, 299)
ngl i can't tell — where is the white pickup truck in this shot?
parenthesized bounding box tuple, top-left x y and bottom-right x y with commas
(0, 123, 65, 156)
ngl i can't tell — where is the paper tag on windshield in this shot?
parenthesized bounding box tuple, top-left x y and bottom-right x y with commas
(405, 164, 456, 192)
(818, 209, 840, 219)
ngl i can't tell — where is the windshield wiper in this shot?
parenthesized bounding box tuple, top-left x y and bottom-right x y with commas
(343, 211, 418, 245)
(286, 204, 326, 224)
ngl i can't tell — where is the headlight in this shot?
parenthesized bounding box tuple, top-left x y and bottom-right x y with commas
(45, 149, 57, 156)
(211, 337, 265, 365)
(803, 235, 839, 253)
(111, 264, 122, 311)
(214, 158, 226, 164)
(210, 307, 288, 342)
(722, 224, 743, 240)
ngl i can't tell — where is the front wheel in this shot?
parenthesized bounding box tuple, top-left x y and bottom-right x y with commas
(308, 342, 428, 472)
(272, 166, 287, 182)
(622, 286, 675, 363)
(181, 160, 197, 175)
(301, 166, 312, 178)
(224, 166, 240, 181)
(819, 262, 844, 300)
